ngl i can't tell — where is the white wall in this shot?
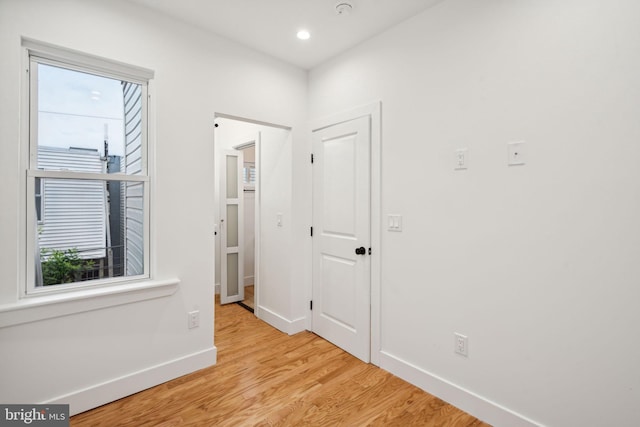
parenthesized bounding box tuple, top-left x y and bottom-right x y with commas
(257, 128, 298, 330)
(309, 0, 640, 426)
(0, 0, 306, 415)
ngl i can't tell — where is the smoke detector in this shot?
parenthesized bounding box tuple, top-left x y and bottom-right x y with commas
(335, 1, 353, 16)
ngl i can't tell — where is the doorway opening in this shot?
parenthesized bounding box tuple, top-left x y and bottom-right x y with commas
(214, 114, 291, 318)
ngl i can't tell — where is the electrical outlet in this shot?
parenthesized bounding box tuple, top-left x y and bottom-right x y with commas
(454, 333, 468, 357)
(454, 148, 468, 170)
(188, 310, 200, 329)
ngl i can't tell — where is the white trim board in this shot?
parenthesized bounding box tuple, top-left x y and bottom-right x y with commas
(22, 37, 154, 83)
(46, 347, 217, 416)
(379, 351, 541, 427)
(257, 305, 306, 336)
(215, 112, 292, 131)
(0, 279, 179, 328)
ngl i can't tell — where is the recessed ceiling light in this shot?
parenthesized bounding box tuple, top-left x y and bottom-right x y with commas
(296, 30, 310, 40)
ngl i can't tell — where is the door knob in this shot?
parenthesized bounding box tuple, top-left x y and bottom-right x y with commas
(355, 247, 366, 255)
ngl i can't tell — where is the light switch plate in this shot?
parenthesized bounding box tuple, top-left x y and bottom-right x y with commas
(508, 141, 526, 166)
(388, 214, 402, 232)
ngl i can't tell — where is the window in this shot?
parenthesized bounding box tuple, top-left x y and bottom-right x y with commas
(24, 39, 154, 293)
(243, 162, 256, 190)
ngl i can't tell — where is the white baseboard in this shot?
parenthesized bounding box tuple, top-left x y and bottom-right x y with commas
(46, 347, 217, 416)
(257, 305, 305, 335)
(215, 283, 220, 294)
(379, 351, 540, 427)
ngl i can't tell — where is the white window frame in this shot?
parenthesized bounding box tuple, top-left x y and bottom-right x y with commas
(22, 38, 154, 297)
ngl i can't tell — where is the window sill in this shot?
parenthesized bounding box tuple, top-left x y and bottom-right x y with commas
(0, 279, 179, 328)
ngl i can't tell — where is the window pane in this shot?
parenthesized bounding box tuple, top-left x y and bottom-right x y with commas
(226, 204, 238, 248)
(36, 63, 142, 174)
(124, 180, 145, 276)
(226, 155, 238, 199)
(243, 163, 256, 186)
(35, 178, 145, 286)
(227, 253, 239, 297)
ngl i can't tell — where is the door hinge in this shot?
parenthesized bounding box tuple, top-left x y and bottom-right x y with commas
(310, 226, 313, 237)
(310, 300, 313, 310)
(311, 153, 314, 164)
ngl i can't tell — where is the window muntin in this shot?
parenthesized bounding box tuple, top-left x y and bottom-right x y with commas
(26, 50, 151, 293)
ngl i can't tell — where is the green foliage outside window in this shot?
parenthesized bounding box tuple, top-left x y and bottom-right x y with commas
(41, 248, 90, 286)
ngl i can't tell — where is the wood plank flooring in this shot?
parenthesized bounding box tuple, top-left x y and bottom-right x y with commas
(71, 299, 490, 426)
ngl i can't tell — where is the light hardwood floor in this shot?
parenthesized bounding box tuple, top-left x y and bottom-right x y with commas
(71, 299, 490, 426)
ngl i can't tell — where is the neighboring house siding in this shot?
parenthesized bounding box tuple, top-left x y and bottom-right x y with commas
(122, 81, 144, 276)
(38, 146, 106, 259)
(107, 155, 125, 277)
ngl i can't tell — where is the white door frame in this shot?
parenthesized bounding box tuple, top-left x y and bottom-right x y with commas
(309, 101, 382, 366)
(213, 113, 292, 322)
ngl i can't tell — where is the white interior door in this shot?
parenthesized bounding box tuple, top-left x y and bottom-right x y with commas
(220, 149, 244, 304)
(312, 115, 371, 362)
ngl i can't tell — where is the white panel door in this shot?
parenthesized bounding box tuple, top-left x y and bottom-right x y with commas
(312, 115, 371, 362)
(221, 149, 244, 304)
